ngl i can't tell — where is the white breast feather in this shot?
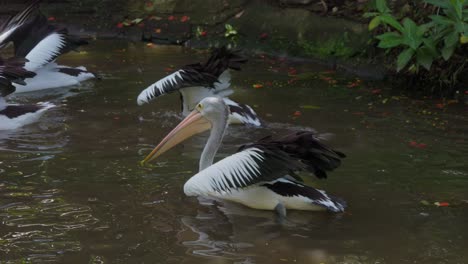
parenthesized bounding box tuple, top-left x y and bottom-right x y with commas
(184, 148, 265, 196)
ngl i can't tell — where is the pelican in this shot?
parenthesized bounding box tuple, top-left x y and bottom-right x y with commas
(0, 0, 95, 93)
(141, 97, 346, 216)
(0, 56, 54, 130)
(137, 47, 261, 127)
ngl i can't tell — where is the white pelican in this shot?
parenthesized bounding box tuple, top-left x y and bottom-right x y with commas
(0, 56, 54, 130)
(141, 97, 346, 216)
(137, 47, 261, 127)
(0, 0, 95, 93)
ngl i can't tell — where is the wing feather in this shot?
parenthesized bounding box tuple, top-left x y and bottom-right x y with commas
(0, 0, 40, 48)
(184, 147, 301, 196)
(0, 56, 36, 97)
(184, 131, 345, 196)
(23, 32, 67, 71)
(137, 69, 218, 105)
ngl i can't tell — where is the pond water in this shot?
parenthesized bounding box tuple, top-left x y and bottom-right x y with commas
(1, 41, 467, 263)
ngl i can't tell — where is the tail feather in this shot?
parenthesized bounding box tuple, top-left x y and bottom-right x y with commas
(243, 131, 345, 179)
(202, 46, 248, 77)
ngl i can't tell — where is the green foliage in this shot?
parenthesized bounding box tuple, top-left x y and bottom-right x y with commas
(224, 24, 238, 38)
(299, 33, 356, 58)
(365, 0, 467, 72)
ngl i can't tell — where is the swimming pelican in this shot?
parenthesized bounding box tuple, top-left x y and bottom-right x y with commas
(141, 97, 346, 216)
(0, 0, 95, 93)
(0, 56, 54, 130)
(137, 47, 261, 126)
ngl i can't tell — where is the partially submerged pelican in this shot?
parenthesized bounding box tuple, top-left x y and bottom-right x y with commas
(142, 97, 346, 216)
(137, 47, 261, 127)
(0, 0, 95, 93)
(0, 56, 54, 130)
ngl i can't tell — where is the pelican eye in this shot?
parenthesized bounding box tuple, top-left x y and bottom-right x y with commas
(196, 103, 204, 110)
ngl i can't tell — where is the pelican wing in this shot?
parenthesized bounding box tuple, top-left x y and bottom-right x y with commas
(137, 68, 219, 105)
(0, 56, 36, 97)
(184, 131, 345, 196)
(223, 98, 261, 127)
(14, 15, 88, 71)
(0, 0, 40, 48)
(137, 46, 247, 106)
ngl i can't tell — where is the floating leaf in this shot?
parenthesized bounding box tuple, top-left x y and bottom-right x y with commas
(420, 200, 430, 206)
(235, 10, 245, 18)
(132, 18, 143, 24)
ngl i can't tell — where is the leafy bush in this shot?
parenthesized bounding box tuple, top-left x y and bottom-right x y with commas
(365, 0, 467, 73)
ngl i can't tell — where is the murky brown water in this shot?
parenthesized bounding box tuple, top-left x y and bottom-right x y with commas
(1, 41, 467, 263)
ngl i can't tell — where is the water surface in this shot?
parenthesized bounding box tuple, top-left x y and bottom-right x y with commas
(1, 41, 467, 263)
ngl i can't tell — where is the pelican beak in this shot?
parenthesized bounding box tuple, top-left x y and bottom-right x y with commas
(141, 110, 211, 165)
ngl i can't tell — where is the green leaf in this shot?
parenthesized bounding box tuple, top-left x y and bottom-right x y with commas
(376, 0, 390, 13)
(445, 30, 459, 47)
(402, 18, 422, 49)
(461, 35, 468, 43)
(450, 0, 463, 20)
(363, 12, 379, 18)
(380, 14, 404, 32)
(423, 38, 438, 55)
(425, 0, 450, 8)
(429, 15, 454, 26)
(416, 47, 434, 70)
(441, 45, 456, 60)
(416, 23, 432, 37)
(376, 32, 404, 48)
(369, 17, 381, 30)
(397, 48, 415, 71)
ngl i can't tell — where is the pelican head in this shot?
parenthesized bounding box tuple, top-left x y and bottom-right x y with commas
(141, 97, 229, 165)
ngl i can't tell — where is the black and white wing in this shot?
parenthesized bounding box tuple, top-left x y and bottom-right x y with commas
(183, 131, 345, 196)
(14, 14, 88, 72)
(262, 178, 347, 212)
(137, 46, 247, 106)
(223, 98, 261, 127)
(0, 56, 36, 97)
(137, 67, 219, 105)
(0, 0, 40, 49)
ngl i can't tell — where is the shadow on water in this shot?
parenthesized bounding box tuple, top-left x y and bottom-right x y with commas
(0, 41, 467, 263)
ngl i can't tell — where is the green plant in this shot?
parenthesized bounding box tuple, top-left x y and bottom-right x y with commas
(224, 24, 238, 38)
(365, 0, 467, 72)
(427, 0, 468, 59)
